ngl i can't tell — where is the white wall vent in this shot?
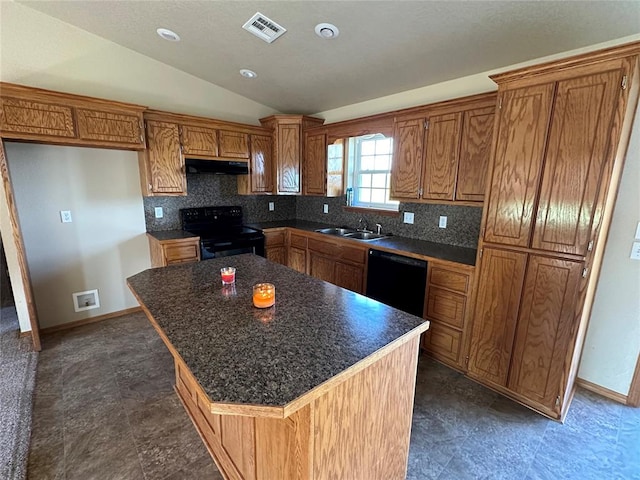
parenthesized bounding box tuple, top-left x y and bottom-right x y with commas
(242, 12, 287, 44)
(72, 289, 100, 312)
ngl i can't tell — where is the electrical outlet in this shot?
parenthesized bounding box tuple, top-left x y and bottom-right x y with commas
(268, 202, 275, 212)
(154, 207, 163, 219)
(631, 242, 640, 260)
(60, 210, 72, 223)
(323, 204, 329, 214)
(403, 212, 414, 224)
(439, 216, 447, 228)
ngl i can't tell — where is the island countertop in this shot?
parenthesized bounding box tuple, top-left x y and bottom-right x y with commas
(127, 254, 429, 415)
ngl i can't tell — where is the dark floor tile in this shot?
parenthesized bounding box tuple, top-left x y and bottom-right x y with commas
(26, 438, 65, 480)
(406, 446, 446, 480)
(64, 398, 127, 438)
(124, 394, 188, 444)
(64, 415, 143, 480)
(29, 393, 64, 449)
(160, 454, 223, 480)
(136, 420, 210, 480)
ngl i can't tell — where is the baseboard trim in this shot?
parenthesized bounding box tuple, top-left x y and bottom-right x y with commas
(40, 306, 142, 335)
(19, 330, 32, 338)
(576, 377, 628, 405)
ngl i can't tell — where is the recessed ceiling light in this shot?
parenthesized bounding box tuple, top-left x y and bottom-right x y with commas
(315, 23, 339, 39)
(156, 28, 180, 42)
(240, 69, 257, 79)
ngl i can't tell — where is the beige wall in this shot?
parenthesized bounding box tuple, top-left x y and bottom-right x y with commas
(0, 1, 278, 124)
(5, 143, 150, 329)
(578, 103, 640, 395)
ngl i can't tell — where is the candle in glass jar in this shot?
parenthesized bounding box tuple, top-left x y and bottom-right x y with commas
(220, 267, 236, 285)
(253, 283, 275, 308)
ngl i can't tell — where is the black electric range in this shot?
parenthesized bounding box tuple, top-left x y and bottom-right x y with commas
(180, 206, 265, 260)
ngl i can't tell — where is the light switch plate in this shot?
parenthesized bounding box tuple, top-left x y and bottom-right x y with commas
(635, 222, 640, 240)
(268, 202, 275, 212)
(631, 242, 640, 260)
(154, 207, 163, 219)
(323, 204, 329, 214)
(403, 212, 414, 224)
(60, 210, 72, 223)
(439, 216, 447, 228)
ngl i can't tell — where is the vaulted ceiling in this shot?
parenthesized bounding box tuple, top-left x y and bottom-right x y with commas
(17, 1, 640, 113)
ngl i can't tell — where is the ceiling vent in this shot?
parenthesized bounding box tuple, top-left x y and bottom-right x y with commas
(242, 12, 287, 44)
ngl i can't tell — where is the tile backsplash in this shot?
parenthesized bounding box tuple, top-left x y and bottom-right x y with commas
(296, 196, 482, 248)
(143, 174, 296, 230)
(144, 175, 482, 249)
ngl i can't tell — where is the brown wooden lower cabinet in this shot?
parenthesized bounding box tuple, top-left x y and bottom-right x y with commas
(467, 248, 584, 418)
(421, 261, 475, 372)
(175, 337, 421, 480)
(147, 234, 200, 267)
(264, 230, 287, 265)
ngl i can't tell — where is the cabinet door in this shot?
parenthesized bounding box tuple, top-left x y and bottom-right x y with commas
(304, 133, 327, 195)
(219, 130, 250, 159)
(309, 252, 335, 284)
(456, 106, 495, 202)
(468, 248, 527, 387)
(145, 120, 186, 194)
(288, 246, 307, 274)
(76, 108, 143, 147)
(266, 246, 286, 265)
(249, 134, 274, 193)
(180, 124, 218, 157)
(390, 118, 423, 199)
(0, 97, 75, 138)
(532, 69, 623, 255)
(334, 261, 364, 294)
(277, 124, 302, 194)
(219, 415, 256, 480)
(483, 84, 554, 247)
(508, 255, 582, 413)
(422, 112, 461, 200)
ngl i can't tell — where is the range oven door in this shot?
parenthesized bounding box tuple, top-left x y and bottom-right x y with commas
(200, 236, 265, 260)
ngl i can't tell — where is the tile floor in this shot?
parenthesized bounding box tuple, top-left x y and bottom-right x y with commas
(27, 312, 640, 480)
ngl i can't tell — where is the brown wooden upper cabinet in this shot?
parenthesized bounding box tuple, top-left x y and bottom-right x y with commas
(138, 119, 186, 196)
(139, 110, 270, 197)
(483, 66, 624, 256)
(0, 83, 146, 150)
(179, 124, 219, 158)
(259, 115, 325, 195)
(390, 93, 496, 204)
(302, 132, 344, 197)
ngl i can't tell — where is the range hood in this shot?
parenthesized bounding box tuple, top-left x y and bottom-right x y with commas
(185, 158, 249, 175)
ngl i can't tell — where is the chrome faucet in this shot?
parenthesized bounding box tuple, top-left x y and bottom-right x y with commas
(375, 223, 382, 235)
(358, 217, 370, 232)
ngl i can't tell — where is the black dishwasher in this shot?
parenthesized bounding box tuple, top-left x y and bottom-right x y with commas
(366, 249, 427, 317)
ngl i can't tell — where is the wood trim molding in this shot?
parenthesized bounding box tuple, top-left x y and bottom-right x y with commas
(575, 377, 628, 405)
(627, 354, 640, 407)
(39, 306, 142, 335)
(490, 41, 640, 85)
(0, 141, 40, 351)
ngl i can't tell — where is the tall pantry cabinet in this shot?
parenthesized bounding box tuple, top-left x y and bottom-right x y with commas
(468, 43, 640, 420)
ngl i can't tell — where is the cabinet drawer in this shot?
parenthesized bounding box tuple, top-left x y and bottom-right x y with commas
(429, 265, 470, 294)
(423, 322, 462, 364)
(340, 244, 366, 264)
(164, 244, 199, 263)
(265, 231, 285, 247)
(0, 97, 76, 138)
(426, 286, 466, 329)
(289, 233, 308, 249)
(309, 238, 339, 257)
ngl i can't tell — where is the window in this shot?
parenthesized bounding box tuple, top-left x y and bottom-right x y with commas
(346, 133, 398, 211)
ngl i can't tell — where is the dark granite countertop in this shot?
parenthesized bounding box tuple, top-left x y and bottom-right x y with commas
(127, 254, 428, 408)
(246, 220, 477, 266)
(146, 230, 199, 241)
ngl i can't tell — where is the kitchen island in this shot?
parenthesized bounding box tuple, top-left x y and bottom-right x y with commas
(127, 254, 429, 480)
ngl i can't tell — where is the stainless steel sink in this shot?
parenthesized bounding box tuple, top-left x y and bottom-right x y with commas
(342, 231, 387, 241)
(314, 227, 357, 236)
